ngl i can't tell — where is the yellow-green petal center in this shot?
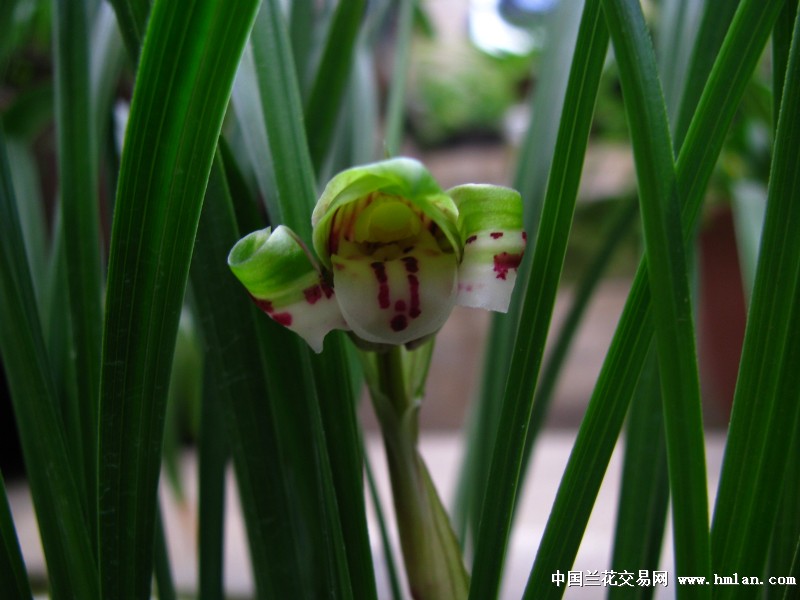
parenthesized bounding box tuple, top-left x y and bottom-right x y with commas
(354, 199, 421, 244)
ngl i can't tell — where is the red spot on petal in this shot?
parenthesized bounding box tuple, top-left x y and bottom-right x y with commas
(272, 312, 293, 326)
(522, 231, 528, 242)
(466, 235, 477, 244)
(490, 232, 504, 239)
(408, 274, 421, 318)
(493, 252, 523, 280)
(321, 283, 334, 298)
(371, 262, 390, 309)
(391, 315, 408, 331)
(251, 295, 274, 314)
(304, 285, 322, 304)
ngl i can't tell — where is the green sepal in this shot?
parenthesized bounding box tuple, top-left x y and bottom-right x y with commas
(228, 225, 347, 352)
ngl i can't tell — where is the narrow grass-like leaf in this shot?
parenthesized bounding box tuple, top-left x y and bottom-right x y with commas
(230, 43, 277, 222)
(0, 130, 99, 599)
(0, 473, 32, 600)
(289, 0, 316, 89)
(779, 538, 800, 600)
(521, 197, 638, 479)
(250, 1, 315, 241)
(0, 0, 22, 60)
(456, 0, 586, 545)
(250, 4, 376, 597)
(609, 349, 669, 600)
(197, 369, 228, 600)
(105, 0, 150, 61)
(602, 2, 710, 591)
(191, 157, 324, 598)
(5, 141, 47, 312)
(467, 5, 609, 597)
(711, 7, 800, 590)
(384, 0, 415, 156)
(365, 451, 404, 600)
(52, 0, 102, 523)
(98, 1, 259, 596)
(304, 0, 366, 174)
(767, 428, 800, 600)
(773, 0, 799, 127)
(153, 507, 176, 600)
(89, 2, 125, 138)
(673, 0, 741, 148)
(524, 2, 783, 596)
(657, 0, 704, 125)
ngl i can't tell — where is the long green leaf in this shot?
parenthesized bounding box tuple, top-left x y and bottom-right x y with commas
(98, 0, 258, 596)
(250, 3, 376, 597)
(523, 2, 783, 596)
(0, 129, 99, 599)
(521, 198, 638, 480)
(657, 0, 704, 125)
(767, 426, 800, 600)
(456, 0, 586, 546)
(0, 473, 32, 600)
(289, 0, 316, 88)
(711, 5, 800, 591)
(609, 349, 669, 600)
(105, 0, 150, 61)
(773, 0, 799, 126)
(191, 157, 322, 598)
(304, 0, 366, 174)
(602, 2, 710, 593)
(384, 0, 415, 156)
(250, 1, 315, 241)
(197, 369, 228, 600)
(673, 0, 741, 148)
(52, 0, 102, 524)
(153, 507, 176, 600)
(467, 4, 609, 597)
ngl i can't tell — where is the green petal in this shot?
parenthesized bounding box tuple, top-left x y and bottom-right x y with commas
(331, 231, 458, 346)
(228, 226, 347, 352)
(448, 184, 526, 312)
(312, 157, 462, 267)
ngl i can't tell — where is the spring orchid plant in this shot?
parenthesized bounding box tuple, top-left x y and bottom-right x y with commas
(3, 0, 799, 598)
(229, 157, 525, 597)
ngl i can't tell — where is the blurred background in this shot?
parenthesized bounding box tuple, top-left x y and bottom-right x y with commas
(2, 0, 770, 595)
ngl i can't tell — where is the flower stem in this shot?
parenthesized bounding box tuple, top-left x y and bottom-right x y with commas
(369, 346, 469, 600)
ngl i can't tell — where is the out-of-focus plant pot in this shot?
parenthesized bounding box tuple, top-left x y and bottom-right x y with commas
(698, 206, 747, 422)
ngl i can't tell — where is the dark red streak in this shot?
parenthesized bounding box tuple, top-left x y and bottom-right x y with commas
(490, 232, 504, 239)
(402, 256, 419, 273)
(371, 262, 391, 309)
(391, 315, 408, 331)
(408, 274, 420, 318)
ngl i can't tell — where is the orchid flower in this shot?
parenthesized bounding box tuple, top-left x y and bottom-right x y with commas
(228, 157, 525, 352)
